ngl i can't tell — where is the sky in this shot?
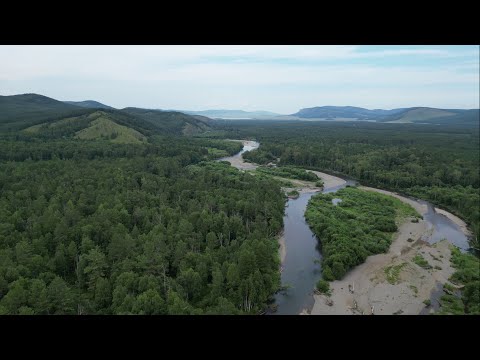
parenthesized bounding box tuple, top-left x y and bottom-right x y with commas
(0, 45, 478, 114)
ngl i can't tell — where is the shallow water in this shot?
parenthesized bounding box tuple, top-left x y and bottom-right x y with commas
(218, 140, 259, 163)
(419, 200, 470, 251)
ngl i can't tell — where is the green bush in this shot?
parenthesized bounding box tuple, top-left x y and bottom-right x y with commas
(316, 279, 330, 294)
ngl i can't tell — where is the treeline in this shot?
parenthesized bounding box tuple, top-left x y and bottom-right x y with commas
(0, 136, 282, 314)
(305, 187, 419, 280)
(255, 165, 320, 182)
(0, 136, 242, 163)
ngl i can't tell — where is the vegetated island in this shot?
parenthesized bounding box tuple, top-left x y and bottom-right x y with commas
(305, 186, 478, 315)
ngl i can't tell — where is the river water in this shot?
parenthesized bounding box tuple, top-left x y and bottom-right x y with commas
(218, 140, 259, 170)
(220, 141, 472, 315)
(273, 180, 356, 315)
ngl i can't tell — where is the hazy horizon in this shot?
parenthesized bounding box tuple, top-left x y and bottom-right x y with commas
(1, 45, 478, 112)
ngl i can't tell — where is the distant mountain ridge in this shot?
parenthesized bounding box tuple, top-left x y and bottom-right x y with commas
(0, 93, 214, 136)
(64, 100, 114, 109)
(292, 106, 407, 119)
(1, 93, 477, 132)
(177, 109, 280, 119)
(291, 106, 478, 124)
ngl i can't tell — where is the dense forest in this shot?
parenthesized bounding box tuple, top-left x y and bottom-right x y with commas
(231, 121, 479, 244)
(0, 95, 286, 314)
(0, 144, 284, 314)
(305, 187, 419, 280)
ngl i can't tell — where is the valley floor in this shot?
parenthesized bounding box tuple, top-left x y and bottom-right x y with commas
(220, 142, 472, 315)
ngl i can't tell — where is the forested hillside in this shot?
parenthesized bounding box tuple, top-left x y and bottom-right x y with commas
(122, 108, 212, 135)
(0, 96, 285, 314)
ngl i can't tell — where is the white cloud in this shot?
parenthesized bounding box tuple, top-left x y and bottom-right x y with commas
(0, 45, 478, 112)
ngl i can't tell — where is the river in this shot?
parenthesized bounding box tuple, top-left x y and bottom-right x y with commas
(218, 140, 259, 170)
(274, 180, 357, 315)
(220, 140, 472, 315)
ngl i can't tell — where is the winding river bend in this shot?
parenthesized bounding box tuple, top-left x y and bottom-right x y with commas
(274, 181, 357, 315)
(220, 140, 471, 315)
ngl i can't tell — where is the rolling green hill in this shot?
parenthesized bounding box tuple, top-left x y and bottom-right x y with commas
(75, 112, 147, 144)
(384, 107, 457, 123)
(1, 94, 213, 139)
(0, 94, 212, 138)
(23, 110, 150, 143)
(0, 94, 87, 131)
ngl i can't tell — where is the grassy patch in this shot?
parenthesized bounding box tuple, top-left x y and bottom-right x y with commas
(75, 114, 146, 144)
(423, 299, 431, 307)
(443, 282, 456, 293)
(287, 190, 299, 199)
(316, 279, 331, 295)
(409, 284, 418, 295)
(384, 262, 407, 284)
(412, 254, 432, 269)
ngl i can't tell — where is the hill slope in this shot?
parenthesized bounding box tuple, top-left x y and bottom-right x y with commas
(122, 108, 212, 135)
(382, 107, 456, 123)
(64, 100, 114, 109)
(22, 108, 160, 140)
(0, 93, 85, 130)
(74, 112, 147, 144)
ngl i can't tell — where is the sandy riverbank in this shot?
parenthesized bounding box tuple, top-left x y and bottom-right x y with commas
(434, 208, 471, 236)
(281, 170, 347, 195)
(310, 186, 458, 315)
(221, 140, 259, 171)
(309, 170, 347, 189)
